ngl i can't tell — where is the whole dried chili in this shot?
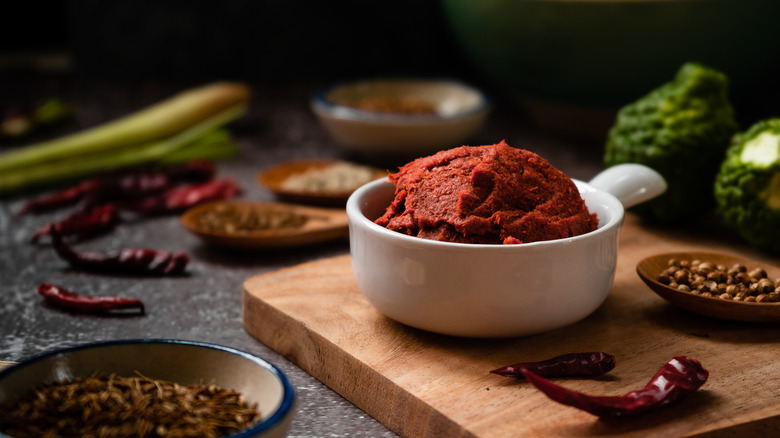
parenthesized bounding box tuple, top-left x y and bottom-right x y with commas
(15, 160, 216, 215)
(14, 178, 104, 216)
(81, 159, 216, 209)
(491, 352, 616, 379)
(30, 204, 120, 244)
(123, 178, 243, 215)
(37, 283, 144, 314)
(521, 356, 709, 417)
(50, 229, 188, 276)
(160, 158, 216, 181)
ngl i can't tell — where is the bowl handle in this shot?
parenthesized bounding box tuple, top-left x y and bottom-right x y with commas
(588, 164, 667, 209)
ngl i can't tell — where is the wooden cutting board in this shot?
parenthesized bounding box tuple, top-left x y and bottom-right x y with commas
(243, 214, 780, 437)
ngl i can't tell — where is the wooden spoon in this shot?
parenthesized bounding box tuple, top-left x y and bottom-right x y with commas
(181, 200, 349, 249)
(636, 251, 780, 323)
(258, 159, 386, 206)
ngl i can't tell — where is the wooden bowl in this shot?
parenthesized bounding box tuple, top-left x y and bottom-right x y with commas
(637, 251, 780, 323)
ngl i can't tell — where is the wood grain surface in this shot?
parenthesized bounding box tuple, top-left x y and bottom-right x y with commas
(243, 214, 780, 437)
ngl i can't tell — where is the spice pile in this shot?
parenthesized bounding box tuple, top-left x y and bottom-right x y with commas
(341, 96, 437, 115)
(190, 203, 308, 235)
(0, 373, 260, 438)
(657, 258, 780, 303)
(279, 162, 379, 194)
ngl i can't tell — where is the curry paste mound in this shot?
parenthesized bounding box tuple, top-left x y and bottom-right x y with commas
(375, 141, 598, 244)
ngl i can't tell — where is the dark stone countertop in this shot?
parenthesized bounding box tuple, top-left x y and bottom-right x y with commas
(0, 76, 605, 436)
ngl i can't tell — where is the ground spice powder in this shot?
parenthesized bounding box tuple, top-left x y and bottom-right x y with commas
(0, 372, 260, 438)
(341, 96, 437, 115)
(280, 162, 379, 194)
(192, 203, 308, 235)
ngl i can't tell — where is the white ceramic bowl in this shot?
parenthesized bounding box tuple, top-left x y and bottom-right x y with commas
(311, 78, 490, 157)
(0, 339, 295, 438)
(346, 163, 666, 338)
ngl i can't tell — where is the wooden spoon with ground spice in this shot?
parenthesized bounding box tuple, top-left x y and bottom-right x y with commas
(258, 159, 386, 206)
(180, 200, 349, 249)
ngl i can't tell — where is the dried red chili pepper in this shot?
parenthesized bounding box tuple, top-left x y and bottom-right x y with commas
(159, 159, 216, 182)
(37, 283, 144, 314)
(122, 178, 242, 215)
(521, 356, 709, 417)
(49, 229, 188, 276)
(30, 204, 120, 244)
(15, 160, 216, 215)
(82, 159, 217, 209)
(14, 178, 105, 216)
(491, 352, 616, 379)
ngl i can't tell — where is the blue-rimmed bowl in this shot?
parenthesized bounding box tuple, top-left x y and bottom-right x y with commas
(0, 339, 295, 438)
(311, 78, 490, 157)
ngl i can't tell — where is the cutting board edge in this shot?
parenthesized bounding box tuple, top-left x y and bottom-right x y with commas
(242, 281, 479, 438)
(688, 414, 780, 437)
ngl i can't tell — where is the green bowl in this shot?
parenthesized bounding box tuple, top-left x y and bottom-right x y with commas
(442, 0, 780, 108)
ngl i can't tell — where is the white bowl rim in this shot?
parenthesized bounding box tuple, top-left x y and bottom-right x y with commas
(311, 77, 491, 122)
(346, 177, 625, 250)
(0, 338, 296, 438)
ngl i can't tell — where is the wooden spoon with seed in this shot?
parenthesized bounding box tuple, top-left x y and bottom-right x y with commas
(636, 251, 780, 323)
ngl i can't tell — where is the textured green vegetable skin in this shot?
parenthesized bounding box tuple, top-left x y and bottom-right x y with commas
(715, 119, 780, 254)
(604, 63, 738, 223)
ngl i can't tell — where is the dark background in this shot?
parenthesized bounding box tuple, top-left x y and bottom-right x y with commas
(1, 1, 474, 82)
(2, 1, 779, 137)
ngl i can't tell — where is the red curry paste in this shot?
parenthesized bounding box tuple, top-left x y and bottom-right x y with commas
(375, 141, 598, 244)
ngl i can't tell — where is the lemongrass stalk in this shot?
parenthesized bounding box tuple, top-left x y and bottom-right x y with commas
(0, 132, 233, 195)
(0, 105, 244, 195)
(157, 131, 238, 164)
(0, 82, 249, 173)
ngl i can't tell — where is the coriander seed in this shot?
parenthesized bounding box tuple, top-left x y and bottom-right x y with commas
(659, 257, 780, 305)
